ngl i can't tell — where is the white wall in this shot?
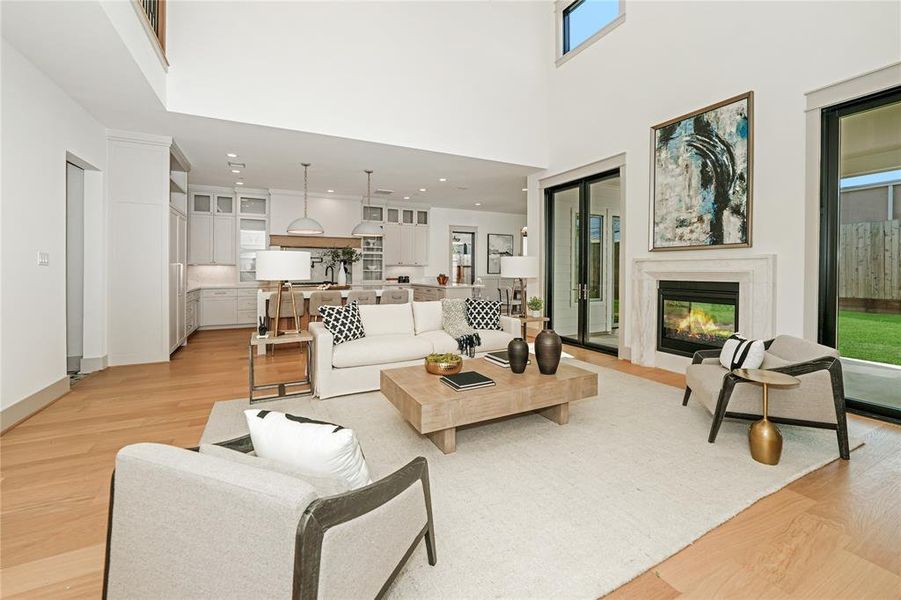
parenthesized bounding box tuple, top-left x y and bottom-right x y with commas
(166, 0, 551, 167)
(1, 40, 107, 411)
(427, 207, 526, 278)
(531, 0, 901, 353)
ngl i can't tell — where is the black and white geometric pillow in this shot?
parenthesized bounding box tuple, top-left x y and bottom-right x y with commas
(319, 301, 365, 345)
(465, 298, 502, 331)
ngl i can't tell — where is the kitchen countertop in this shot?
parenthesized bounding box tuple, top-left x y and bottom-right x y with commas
(410, 282, 483, 289)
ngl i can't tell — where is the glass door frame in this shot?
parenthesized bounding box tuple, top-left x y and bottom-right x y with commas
(819, 85, 901, 423)
(545, 168, 621, 355)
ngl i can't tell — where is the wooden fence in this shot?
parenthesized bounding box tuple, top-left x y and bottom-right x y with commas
(839, 219, 900, 301)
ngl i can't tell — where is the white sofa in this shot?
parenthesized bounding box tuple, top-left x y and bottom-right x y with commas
(311, 301, 518, 398)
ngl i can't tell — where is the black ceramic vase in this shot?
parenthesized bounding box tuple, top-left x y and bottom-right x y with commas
(507, 337, 529, 374)
(535, 329, 562, 375)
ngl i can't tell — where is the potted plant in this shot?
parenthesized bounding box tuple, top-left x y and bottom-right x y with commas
(527, 296, 544, 318)
(424, 353, 463, 375)
(323, 247, 361, 286)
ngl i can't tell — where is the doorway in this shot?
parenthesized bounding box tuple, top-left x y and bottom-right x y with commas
(545, 169, 622, 353)
(450, 227, 477, 285)
(820, 86, 901, 422)
(66, 162, 84, 375)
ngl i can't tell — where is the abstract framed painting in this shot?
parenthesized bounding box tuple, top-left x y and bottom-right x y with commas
(487, 233, 514, 274)
(650, 91, 753, 251)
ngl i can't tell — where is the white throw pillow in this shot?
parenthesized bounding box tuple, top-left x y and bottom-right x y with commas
(244, 409, 372, 490)
(412, 301, 444, 334)
(358, 303, 415, 337)
(719, 334, 765, 370)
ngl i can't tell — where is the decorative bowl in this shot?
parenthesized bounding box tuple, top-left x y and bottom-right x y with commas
(424, 354, 463, 375)
(436, 274, 449, 285)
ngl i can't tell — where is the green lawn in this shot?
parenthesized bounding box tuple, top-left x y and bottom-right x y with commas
(838, 310, 901, 366)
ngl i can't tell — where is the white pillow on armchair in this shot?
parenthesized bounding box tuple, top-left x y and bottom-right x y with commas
(719, 334, 765, 370)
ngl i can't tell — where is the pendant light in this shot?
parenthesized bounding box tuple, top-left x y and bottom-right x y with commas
(352, 169, 384, 237)
(287, 162, 324, 235)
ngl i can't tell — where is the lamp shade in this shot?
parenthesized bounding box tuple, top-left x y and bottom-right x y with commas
(255, 250, 311, 281)
(500, 255, 538, 279)
(286, 217, 325, 235)
(351, 220, 384, 237)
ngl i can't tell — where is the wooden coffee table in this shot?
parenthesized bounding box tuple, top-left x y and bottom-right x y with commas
(380, 357, 598, 454)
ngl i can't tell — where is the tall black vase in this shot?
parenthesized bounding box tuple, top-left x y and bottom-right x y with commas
(507, 337, 529, 374)
(535, 329, 562, 375)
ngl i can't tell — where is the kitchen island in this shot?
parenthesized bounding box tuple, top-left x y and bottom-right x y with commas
(410, 283, 481, 301)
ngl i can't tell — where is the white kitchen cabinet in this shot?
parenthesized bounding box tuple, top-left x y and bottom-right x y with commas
(169, 209, 187, 354)
(413, 226, 429, 265)
(201, 289, 238, 327)
(213, 215, 236, 264)
(188, 213, 212, 265)
(416, 209, 429, 226)
(384, 223, 429, 266)
(186, 290, 200, 335)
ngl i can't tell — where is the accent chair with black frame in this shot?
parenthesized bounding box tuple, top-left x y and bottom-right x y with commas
(683, 335, 850, 459)
(102, 438, 436, 599)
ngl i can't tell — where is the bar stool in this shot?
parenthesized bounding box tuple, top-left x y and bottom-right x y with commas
(309, 291, 343, 321)
(380, 289, 409, 304)
(347, 290, 377, 305)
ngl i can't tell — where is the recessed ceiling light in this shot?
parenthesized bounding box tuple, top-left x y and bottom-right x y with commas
(521, 187, 528, 192)
(419, 188, 427, 192)
(475, 202, 481, 206)
(327, 189, 334, 193)
(227, 153, 238, 158)
(235, 181, 244, 185)
(231, 169, 241, 174)
(403, 196, 410, 200)
(439, 178, 447, 182)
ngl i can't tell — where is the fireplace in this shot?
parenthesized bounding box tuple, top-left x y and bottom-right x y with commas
(657, 280, 739, 357)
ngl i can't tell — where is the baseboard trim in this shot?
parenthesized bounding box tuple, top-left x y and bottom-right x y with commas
(80, 355, 109, 373)
(1, 376, 70, 434)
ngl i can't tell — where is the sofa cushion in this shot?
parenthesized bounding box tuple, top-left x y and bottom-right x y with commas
(466, 298, 502, 330)
(358, 303, 414, 337)
(332, 334, 432, 368)
(768, 335, 838, 362)
(412, 301, 443, 334)
(244, 409, 371, 490)
(476, 329, 514, 352)
(198, 443, 351, 497)
(416, 330, 459, 354)
(319, 301, 365, 345)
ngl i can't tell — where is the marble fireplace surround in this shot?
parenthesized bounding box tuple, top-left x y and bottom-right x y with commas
(631, 255, 777, 368)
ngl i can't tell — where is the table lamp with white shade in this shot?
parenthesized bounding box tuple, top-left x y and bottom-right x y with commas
(500, 255, 539, 318)
(256, 250, 311, 337)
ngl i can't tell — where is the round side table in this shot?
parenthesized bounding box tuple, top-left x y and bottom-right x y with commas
(733, 368, 801, 465)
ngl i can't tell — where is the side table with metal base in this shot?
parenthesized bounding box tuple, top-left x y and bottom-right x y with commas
(733, 368, 801, 465)
(514, 316, 549, 340)
(248, 331, 313, 404)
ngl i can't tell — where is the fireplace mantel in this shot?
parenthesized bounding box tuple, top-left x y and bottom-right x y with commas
(630, 255, 776, 369)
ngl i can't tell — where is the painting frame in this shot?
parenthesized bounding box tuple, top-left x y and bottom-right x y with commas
(649, 91, 754, 252)
(487, 233, 514, 274)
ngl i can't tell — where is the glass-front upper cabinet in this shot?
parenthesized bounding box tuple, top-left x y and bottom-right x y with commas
(416, 209, 429, 226)
(363, 205, 384, 222)
(190, 193, 211, 213)
(239, 195, 267, 216)
(402, 209, 414, 224)
(386, 207, 400, 224)
(238, 217, 268, 282)
(216, 194, 234, 214)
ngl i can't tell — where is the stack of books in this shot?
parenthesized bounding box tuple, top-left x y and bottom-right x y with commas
(440, 371, 495, 392)
(484, 350, 530, 369)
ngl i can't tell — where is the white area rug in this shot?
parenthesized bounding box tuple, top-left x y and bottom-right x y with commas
(202, 359, 869, 599)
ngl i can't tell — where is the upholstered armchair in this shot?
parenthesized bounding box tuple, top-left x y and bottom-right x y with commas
(103, 440, 436, 599)
(683, 335, 850, 459)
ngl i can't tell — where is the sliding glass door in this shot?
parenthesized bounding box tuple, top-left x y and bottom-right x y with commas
(546, 169, 622, 353)
(820, 86, 901, 422)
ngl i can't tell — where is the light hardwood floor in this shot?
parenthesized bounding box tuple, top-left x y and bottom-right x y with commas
(1, 329, 898, 599)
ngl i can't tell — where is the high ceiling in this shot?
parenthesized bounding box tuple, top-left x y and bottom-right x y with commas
(168, 113, 535, 214)
(1, 0, 536, 215)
